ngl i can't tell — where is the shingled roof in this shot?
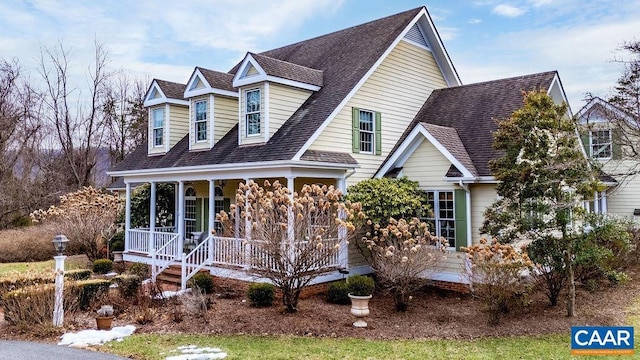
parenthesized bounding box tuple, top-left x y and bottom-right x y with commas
(113, 7, 422, 172)
(197, 67, 235, 92)
(155, 79, 186, 99)
(380, 71, 559, 177)
(249, 53, 323, 87)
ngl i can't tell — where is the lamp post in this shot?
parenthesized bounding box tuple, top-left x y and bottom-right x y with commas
(52, 234, 69, 327)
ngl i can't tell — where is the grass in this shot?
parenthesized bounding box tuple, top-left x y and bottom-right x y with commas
(104, 334, 572, 360)
(0, 256, 88, 278)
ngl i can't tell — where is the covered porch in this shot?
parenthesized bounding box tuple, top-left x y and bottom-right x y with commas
(118, 166, 354, 289)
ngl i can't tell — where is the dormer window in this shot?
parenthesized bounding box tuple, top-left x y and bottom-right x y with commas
(195, 100, 208, 142)
(152, 108, 165, 147)
(246, 89, 261, 136)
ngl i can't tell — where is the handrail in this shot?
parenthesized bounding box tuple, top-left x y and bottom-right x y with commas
(181, 235, 213, 290)
(151, 233, 180, 281)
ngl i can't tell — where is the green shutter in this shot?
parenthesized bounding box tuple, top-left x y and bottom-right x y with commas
(203, 198, 209, 232)
(375, 112, 382, 155)
(454, 189, 468, 252)
(611, 128, 622, 160)
(195, 198, 202, 232)
(223, 198, 231, 213)
(579, 130, 590, 157)
(352, 107, 360, 153)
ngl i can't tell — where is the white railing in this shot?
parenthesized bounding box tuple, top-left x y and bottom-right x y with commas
(181, 235, 213, 289)
(126, 229, 179, 255)
(211, 236, 247, 267)
(137, 226, 176, 233)
(249, 238, 341, 272)
(151, 233, 180, 281)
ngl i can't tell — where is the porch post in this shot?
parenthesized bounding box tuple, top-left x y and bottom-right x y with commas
(208, 180, 215, 236)
(244, 178, 251, 269)
(149, 182, 156, 252)
(600, 191, 607, 214)
(593, 191, 600, 214)
(337, 176, 348, 269)
(174, 183, 179, 230)
(125, 182, 131, 252)
(287, 176, 295, 244)
(177, 181, 185, 259)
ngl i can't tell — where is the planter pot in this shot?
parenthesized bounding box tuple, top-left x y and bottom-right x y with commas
(112, 251, 124, 263)
(348, 293, 372, 328)
(96, 316, 114, 330)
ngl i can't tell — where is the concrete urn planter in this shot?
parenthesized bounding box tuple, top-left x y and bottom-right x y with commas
(348, 293, 372, 328)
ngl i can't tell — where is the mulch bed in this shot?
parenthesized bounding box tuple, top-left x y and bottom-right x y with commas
(2, 266, 639, 343)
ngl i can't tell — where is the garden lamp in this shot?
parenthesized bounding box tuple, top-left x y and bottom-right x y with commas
(52, 234, 69, 256)
(52, 234, 68, 327)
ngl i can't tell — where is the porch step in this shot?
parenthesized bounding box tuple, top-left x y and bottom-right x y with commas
(156, 264, 209, 289)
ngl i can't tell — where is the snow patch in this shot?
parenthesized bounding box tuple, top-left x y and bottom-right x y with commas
(165, 345, 227, 360)
(156, 288, 191, 299)
(58, 325, 136, 347)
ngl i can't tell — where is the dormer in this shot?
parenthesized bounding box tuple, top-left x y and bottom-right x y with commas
(232, 53, 323, 145)
(184, 68, 239, 151)
(144, 79, 189, 156)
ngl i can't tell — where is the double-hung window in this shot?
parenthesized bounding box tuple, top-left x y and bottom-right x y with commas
(245, 89, 261, 136)
(359, 110, 374, 154)
(185, 188, 196, 235)
(590, 129, 612, 159)
(195, 100, 208, 142)
(152, 108, 164, 147)
(424, 190, 456, 248)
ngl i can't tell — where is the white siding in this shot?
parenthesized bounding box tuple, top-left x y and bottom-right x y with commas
(470, 184, 497, 244)
(604, 160, 640, 219)
(269, 83, 312, 139)
(214, 96, 239, 143)
(309, 40, 448, 186)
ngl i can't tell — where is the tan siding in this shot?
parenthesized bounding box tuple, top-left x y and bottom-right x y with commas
(470, 184, 497, 244)
(437, 253, 465, 276)
(169, 104, 189, 148)
(269, 83, 312, 138)
(214, 96, 239, 142)
(401, 139, 456, 190)
(603, 160, 640, 219)
(239, 85, 265, 145)
(309, 41, 448, 186)
(148, 105, 166, 155)
(246, 65, 259, 76)
(190, 96, 211, 151)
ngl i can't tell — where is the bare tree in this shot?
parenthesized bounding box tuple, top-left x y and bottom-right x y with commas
(102, 72, 148, 164)
(0, 58, 48, 227)
(38, 41, 111, 189)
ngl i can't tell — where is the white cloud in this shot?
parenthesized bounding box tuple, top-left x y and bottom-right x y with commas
(468, 18, 483, 24)
(493, 4, 527, 17)
(529, 0, 553, 7)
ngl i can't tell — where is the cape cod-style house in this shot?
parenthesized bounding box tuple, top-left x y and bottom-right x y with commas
(109, 6, 576, 290)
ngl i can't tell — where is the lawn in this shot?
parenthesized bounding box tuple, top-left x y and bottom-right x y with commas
(0, 256, 88, 278)
(104, 333, 571, 360)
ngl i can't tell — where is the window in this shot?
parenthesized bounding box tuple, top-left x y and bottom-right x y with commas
(195, 100, 208, 142)
(359, 110, 374, 153)
(152, 108, 164, 147)
(424, 191, 456, 248)
(185, 188, 196, 235)
(591, 129, 612, 159)
(245, 89, 260, 136)
(352, 107, 381, 155)
(214, 186, 224, 234)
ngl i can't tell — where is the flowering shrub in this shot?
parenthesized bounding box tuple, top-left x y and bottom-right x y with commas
(31, 186, 122, 261)
(1, 282, 81, 326)
(464, 239, 536, 325)
(218, 180, 365, 313)
(361, 217, 448, 311)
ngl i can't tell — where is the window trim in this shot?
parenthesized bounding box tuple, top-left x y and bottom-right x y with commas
(352, 107, 381, 155)
(359, 109, 375, 154)
(423, 190, 456, 249)
(152, 107, 164, 147)
(194, 99, 208, 143)
(245, 88, 261, 137)
(590, 129, 612, 160)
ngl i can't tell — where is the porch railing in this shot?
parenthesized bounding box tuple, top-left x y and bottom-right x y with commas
(126, 229, 179, 254)
(151, 232, 181, 281)
(181, 235, 213, 289)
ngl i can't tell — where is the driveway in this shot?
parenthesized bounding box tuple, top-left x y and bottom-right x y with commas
(0, 341, 128, 360)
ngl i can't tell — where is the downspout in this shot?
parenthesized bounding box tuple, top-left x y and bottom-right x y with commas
(459, 180, 472, 249)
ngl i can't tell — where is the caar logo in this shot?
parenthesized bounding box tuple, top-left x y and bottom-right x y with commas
(571, 326, 634, 356)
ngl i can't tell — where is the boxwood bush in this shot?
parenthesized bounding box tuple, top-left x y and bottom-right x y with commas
(326, 280, 351, 305)
(93, 259, 113, 274)
(247, 282, 275, 307)
(188, 273, 214, 294)
(347, 274, 375, 296)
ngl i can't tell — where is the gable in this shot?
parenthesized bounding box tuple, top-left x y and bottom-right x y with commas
(402, 139, 455, 189)
(245, 64, 260, 77)
(403, 22, 429, 49)
(191, 77, 206, 90)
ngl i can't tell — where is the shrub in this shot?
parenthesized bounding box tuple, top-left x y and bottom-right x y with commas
(247, 282, 275, 307)
(359, 217, 447, 311)
(76, 279, 111, 310)
(347, 275, 375, 297)
(0, 271, 52, 296)
(464, 239, 536, 325)
(326, 281, 351, 305)
(93, 259, 113, 274)
(188, 273, 214, 294)
(0, 225, 56, 262)
(110, 230, 125, 252)
(65, 269, 92, 281)
(128, 262, 150, 279)
(1, 283, 80, 325)
(114, 274, 142, 299)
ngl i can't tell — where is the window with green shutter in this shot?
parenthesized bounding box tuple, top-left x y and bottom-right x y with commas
(352, 107, 382, 155)
(423, 190, 467, 250)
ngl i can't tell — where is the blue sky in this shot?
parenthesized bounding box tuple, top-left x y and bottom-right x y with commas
(1, 0, 638, 110)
